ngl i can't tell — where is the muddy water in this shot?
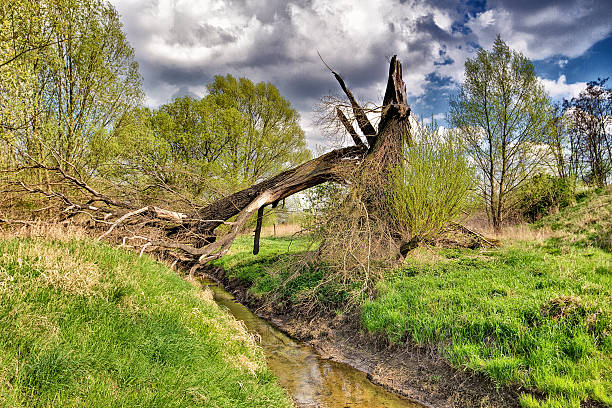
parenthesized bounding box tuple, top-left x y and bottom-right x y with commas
(201, 279, 423, 408)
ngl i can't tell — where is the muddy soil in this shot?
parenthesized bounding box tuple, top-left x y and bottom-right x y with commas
(201, 265, 523, 408)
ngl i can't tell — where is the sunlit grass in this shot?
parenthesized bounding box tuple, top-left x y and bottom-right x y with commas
(0, 236, 293, 407)
(361, 242, 611, 407)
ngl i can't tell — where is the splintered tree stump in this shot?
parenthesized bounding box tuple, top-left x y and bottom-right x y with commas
(175, 55, 411, 265)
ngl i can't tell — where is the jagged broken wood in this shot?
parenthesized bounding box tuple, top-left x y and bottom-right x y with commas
(7, 55, 412, 269)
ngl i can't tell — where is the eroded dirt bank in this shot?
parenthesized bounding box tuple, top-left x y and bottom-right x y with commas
(200, 265, 523, 408)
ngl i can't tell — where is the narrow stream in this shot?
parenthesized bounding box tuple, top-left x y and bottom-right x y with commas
(201, 279, 423, 408)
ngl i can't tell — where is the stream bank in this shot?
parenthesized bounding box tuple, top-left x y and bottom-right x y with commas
(200, 277, 423, 408)
(201, 265, 521, 408)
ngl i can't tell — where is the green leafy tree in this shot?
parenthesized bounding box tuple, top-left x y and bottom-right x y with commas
(121, 97, 246, 202)
(111, 79, 311, 205)
(207, 75, 310, 185)
(563, 78, 612, 187)
(387, 125, 474, 241)
(1, 0, 142, 175)
(449, 35, 551, 231)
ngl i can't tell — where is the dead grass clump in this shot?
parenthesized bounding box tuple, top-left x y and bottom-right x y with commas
(541, 295, 585, 321)
(4, 240, 104, 296)
(0, 223, 89, 241)
(479, 223, 559, 243)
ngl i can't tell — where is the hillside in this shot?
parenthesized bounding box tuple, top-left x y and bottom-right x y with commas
(0, 232, 292, 408)
(537, 186, 612, 252)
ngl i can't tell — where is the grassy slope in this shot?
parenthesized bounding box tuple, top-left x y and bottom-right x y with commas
(215, 191, 612, 408)
(362, 243, 611, 408)
(0, 236, 292, 408)
(363, 189, 612, 408)
(536, 186, 612, 251)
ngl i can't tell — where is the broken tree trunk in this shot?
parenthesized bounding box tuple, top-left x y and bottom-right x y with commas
(176, 55, 411, 265)
(14, 56, 411, 269)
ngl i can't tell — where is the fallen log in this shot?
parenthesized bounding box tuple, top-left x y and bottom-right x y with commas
(177, 55, 411, 265)
(6, 55, 412, 268)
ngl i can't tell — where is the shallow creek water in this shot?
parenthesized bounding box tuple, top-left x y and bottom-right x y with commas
(201, 279, 423, 408)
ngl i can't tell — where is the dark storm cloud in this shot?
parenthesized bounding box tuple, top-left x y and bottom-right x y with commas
(109, 0, 611, 147)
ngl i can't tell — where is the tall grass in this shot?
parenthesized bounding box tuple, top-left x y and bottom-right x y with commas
(0, 236, 292, 407)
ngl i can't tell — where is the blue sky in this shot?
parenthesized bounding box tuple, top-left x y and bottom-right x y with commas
(109, 0, 612, 149)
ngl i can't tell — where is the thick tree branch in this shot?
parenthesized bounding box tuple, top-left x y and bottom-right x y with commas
(253, 205, 265, 255)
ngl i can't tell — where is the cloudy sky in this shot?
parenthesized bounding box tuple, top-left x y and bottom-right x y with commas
(109, 0, 612, 148)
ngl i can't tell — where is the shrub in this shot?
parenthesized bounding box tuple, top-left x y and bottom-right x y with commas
(514, 174, 574, 221)
(386, 127, 475, 241)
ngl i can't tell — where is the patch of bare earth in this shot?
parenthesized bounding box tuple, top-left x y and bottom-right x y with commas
(203, 265, 522, 408)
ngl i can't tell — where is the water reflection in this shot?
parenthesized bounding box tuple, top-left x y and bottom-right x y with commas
(202, 279, 422, 408)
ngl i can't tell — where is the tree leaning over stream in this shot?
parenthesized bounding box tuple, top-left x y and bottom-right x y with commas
(4, 55, 414, 272)
(449, 36, 551, 231)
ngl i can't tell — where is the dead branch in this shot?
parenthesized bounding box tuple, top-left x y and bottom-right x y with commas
(318, 52, 377, 144)
(450, 222, 500, 247)
(336, 107, 366, 148)
(98, 207, 150, 241)
(253, 205, 265, 255)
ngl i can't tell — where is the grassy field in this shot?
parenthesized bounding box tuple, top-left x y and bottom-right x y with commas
(215, 190, 612, 408)
(213, 235, 321, 301)
(0, 234, 292, 407)
(362, 243, 611, 408)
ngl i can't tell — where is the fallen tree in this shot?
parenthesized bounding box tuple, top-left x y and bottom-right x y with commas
(2, 56, 412, 269)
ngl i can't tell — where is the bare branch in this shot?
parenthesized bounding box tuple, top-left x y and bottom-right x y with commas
(336, 107, 366, 148)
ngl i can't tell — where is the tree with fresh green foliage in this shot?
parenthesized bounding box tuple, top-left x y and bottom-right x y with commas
(449, 35, 552, 231)
(387, 125, 474, 241)
(207, 75, 311, 185)
(108, 79, 311, 206)
(1, 0, 142, 177)
(563, 78, 612, 187)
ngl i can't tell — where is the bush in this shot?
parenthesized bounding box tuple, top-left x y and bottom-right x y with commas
(514, 174, 574, 221)
(386, 127, 475, 241)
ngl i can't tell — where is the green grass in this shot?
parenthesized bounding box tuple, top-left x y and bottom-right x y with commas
(536, 185, 612, 251)
(213, 235, 354, 310)
(0, 236, 293, 408)
(217, 206, 612, 407)
(361, 242, 611, 407)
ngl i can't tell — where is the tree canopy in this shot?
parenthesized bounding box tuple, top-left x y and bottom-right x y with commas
(563, 78, 612, 187)
(108, 77, 311, 206)
(1, 0, 142, 173)
(207, 75, 311, 184)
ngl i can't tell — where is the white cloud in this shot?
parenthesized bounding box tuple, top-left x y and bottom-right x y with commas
(540, 75, 586, 100)
(108, 0, 611, 149)
(109, 0, 477, 148)
(467, 2, 612, 60)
